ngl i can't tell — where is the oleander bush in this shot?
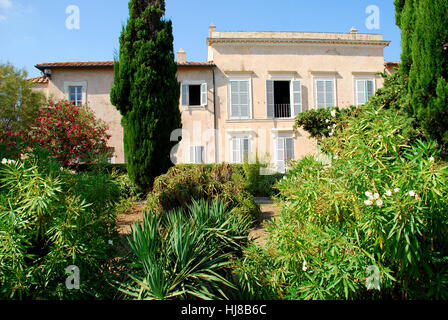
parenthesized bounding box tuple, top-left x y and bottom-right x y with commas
(0, 155, 135, 300)
(236, 101, 448, 300)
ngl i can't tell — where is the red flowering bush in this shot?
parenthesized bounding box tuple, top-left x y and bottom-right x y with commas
(28, 100, 112, 166)
(0, 130, 27, 160)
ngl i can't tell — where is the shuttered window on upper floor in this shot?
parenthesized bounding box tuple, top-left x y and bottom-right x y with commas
(181, 82, 208, 107)
(315, 79, 336, 109)
(229, 80, 250, 119)
(355, 79, 375, 106)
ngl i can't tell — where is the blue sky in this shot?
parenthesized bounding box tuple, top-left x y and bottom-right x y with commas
(0, 0, 402, 78)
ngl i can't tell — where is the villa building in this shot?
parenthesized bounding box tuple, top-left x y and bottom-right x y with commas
(30, 25, 392, 171)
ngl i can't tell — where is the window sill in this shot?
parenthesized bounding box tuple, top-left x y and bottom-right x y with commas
(226, 118, 295, 123)
(182, 105, 208, 110)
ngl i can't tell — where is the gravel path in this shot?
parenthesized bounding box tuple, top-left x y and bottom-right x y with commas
(248, 197, 281, 247)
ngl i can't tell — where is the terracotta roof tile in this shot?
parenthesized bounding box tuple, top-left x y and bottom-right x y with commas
(384, 61, 400, 66)
(35, 61, 115, 70)
(35, 60, 214, 70)
(27, 76, 49, 84)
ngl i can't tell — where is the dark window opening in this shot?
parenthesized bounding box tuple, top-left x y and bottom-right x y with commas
(274, 81, 290, 118)
(189, 85, 201, 106)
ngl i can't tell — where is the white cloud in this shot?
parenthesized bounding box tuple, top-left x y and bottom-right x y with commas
(0, 0, 12, 10)
(0, 0, 12, 22)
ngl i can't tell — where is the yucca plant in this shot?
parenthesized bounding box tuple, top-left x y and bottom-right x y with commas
(120, 199, 252, 300)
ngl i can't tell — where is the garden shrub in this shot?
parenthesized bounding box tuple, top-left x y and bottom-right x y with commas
(0, 156, 132, 299)
(237, 101, 448, 300)
(239, 160, 284, 197)
(293, 106, 355, 140)
(145, 164, 260, 219)
(27, 100, 113, 167)
(119, 199, 253, 300)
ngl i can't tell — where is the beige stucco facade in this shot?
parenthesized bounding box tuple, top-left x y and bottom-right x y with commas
(31, 26, 391, 170)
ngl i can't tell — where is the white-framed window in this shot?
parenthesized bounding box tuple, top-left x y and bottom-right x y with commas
(274, 133, 295, 174)
(230, 134, 250, 163)
(229, 77, 251, 119)
(181, 81, 207, 107)
(314, 76, 336, 109)
(355, 78, 375, 106)
(266, 78, 302, 119)
(64, 81, 87, 105)
(69, 86, 83, 105)
(190, 146, 205, 164)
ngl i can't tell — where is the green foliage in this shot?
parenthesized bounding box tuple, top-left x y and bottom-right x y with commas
(110, 0, 181, 192)
(394, 0, 417, 76)
(296, 72, 420, 145)
(145, 164, 260, 220)
(0, 62, 46, 134)
(119, 199, 252, 300)
(240, 160, 283, 197)
(29, 100, 113, 167)
(294, 106, 354, 140)
(237, 101, 448, 300)
(395, 0, 448, 147)
(0, 156, 133, 300)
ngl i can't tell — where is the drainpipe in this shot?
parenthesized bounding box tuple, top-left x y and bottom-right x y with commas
(212, 65, 218, 163)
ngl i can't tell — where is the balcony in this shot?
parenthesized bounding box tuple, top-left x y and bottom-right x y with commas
(274, 104, 291, 118)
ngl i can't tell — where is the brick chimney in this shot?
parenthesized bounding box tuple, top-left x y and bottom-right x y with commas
(177, 48, 186, 63)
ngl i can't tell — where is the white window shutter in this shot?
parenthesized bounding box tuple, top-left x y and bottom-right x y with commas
(266, 80, 274, 118)
(292, 80, 302, 116)
(190, 146, 204, 163)
(230, 81, 239, 118)
(367, 80, 374, 98)
(197, 146, 204, 163)
(285, 138, 294, 163)
(231, 138, 239, 163)
(276, 137, 285, 173)
(316, 80, 325, 109)
(201, 83, 207, 106)
(181, 83, 189, 106)
(356, 80, 366, 105)
(239, 81, 249, 118)
(189, 146, 194, 163)
(325, 80, 335, 107)
(242, 138, 249, 163)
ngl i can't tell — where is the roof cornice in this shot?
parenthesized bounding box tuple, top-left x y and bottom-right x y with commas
(207, 37, 390, 47)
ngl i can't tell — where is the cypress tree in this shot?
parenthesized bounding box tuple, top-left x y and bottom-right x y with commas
(394, 0, 417, 76)
(110, 0, 181, 191)
(407, 0, 448, 146)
